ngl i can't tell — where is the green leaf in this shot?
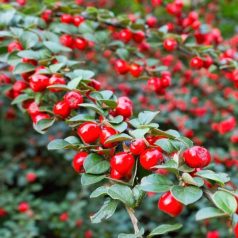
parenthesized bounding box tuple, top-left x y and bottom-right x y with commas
(105, 133, 132, 144)
(138, 111, 159, 125)
(80, 103, 105, 116)
(47, 139, 69, 150)
(90, 186, 110, 198)
(196, 170, 230, 185)
(84, 153, 110, 175)
(140, 174, 173, 193)
(196, 207, 226, 221)
(68, 114, 95, 122)
(181, 173, 204, 187)
(43, 41, 72, 53)
(67, 77, 83, 90)
(11, 94, 33, 105)
(171, 185, 203, 205)
(108, 184, 135, 207)
(212, 191, 237, 215)
(81, 174, 105, 186)
(91, 199, 118, 224)
(147, 223, 183, 237)
(49, 63, 64, 73)
(155, 139, 175, 153)
(64, 136, 81, 145)
(13, 63, 35, 74)
(111, 122, 128, 133)
(130, 128, 150, 139)
(35, 118, 55, 133)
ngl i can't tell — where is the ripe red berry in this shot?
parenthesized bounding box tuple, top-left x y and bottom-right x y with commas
(190, 56, 203, 69)
(114, 59, 129, 75)
(61, 14, 73, 24)
(31, 112, 50, 124)
(48, 74, 66, 92)
(110, 169, 123, 180)
(18, 202, 29, 213)
(53, 100, 71, 119)
(114, 96, 133, 119)
(88, 79, 101, 91)
(203, 55, 213, 69)
(74, 37, 88, 50)
(110, 152, 135, 176)
(0, 208, 7, 217)
(60, 34, 74, 47)
(130, 139, 146, 155)
(26, 172, 37, 183)
(118, 29, 132, 43)
(77, 122, 101, 144)
(129, 63, 143, 77)
(146, 16, 157, 28)
(207, 230, 220, 238)
(132, 31, 145, 43)
(64, 91, 83, 109)
(158, 191, 183, 217)
(8, 41, 23, 53)
(73, 151, 88, 173)
(183, 146, 211, 168)
(99, 126, 118, 148)
(73, 15, 84, 26)
(140, 148, 163, 170)
(59, 212, 68, 222)
(163, 38, 177, 51)
(29, 74, 49, 92)
(41, 9, 52, 23)
(12, 80, 27, 94)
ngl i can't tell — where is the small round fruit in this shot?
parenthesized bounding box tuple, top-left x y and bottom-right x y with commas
(73, 15, 84, 26)
(114, 96, 133, 119)
(158, 191, 183, 217)
(77, 122, 100, 144)
(8, 41, 23, 53)
(60, 34, 74, 47)
(74, 37, 88, 50)
(100, 126, 117, 148)
(190, 56, 203, 69)
(129, 63, 143, 77)
(29, 74, 49, 92)
(114, 59, 129, 75)
(183, 146, 211, 168)
(73, 151, 88, 173)
(163, 38, 177, 51)
(130, 139, 146, 155)
(48, 75, 66, 92)
(53, 100, 71, 119)
(132, 31, 145, 43)
(18, 202, 29, 213)
(61, 14, 73, 24)
(110, 152, 135, 176)
(110, 169, 123, 180)
(64, 91, 83, 109)
(140, 148, 163, 170)
(31, 112, 50, 124)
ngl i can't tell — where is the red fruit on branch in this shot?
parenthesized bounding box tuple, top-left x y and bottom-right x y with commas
(129, 63, 143, 77)
(110, 152, 135, 176)
(158, 191, 184, 217)
(64, 91, 83, 109)
(41, 9, 52, 23)
(99, 126, 118, 148)
(26, 172, 37, 183)
(61, 14, 73, 24)
(48, 75, 66, 92)
(77, 122, 101, 144)
(73, 15, 84, 26)
(12, 80, 27, 94)
(59, 212, 68, 222)
(29, 74, 49, 92)
(132, 31, 145, 43)
(31, 112, 50, 124)
(163, 38, 177, 51)
(8, 41, 23, 53)
(183, 146, 211, 168)
(73, 151, 88, 173)
(190, 56, 203, 69)
(114, 96, 133, 119)
(114, 59, 129, 75)
(118, 29, 132, 43)
(130, 139, 146, 155)
(206, 230, 220, 238)
(140, 148, 163, 170)
(74, 37, 88, 50)
(110, 168, 123, 180)
(53, 100, 71, 119)
(60, 34, 74, 47)
(18, 202, 29, 213)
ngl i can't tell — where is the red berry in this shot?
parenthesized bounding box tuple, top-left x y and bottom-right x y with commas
(73, 15, 84, 26)
(190, 56, 203, 69)
(31, 112, 50, 124)
(129, 63, 143, 77)
(23, 100, 40, 116)
(77, 122, 101, 144)
(163, 38, 177, 51)
(114, 96, 133, 119)
(0, 208, 7, 217)
(100, 126, 117, 148)
(114, 59, 129, 75)
(61, 14, 73, 24)
(74, 37, 88, 50)
(110, 169, 123, 180)
(53, 100, 71, 119)
(132, 31, 145, 43)
(146, 16, 157, 28)
(73, 151, 88, 173)
(110, 152, 135, 176)
(59, 212, 68, 222)
(41, 9, 52, 23)
(29, 74, 49, 92)
(88, 79, 101, 91)
(12, 80, 27, 94)
(183, 146, 211, 168)
(207, 230, 220, 238)
(140, 148, 163, 170)
(0, 74, 11, 85)
(64, 91, 83, 109)
(8, 41, 23, 53)
(26, 172, 37, 183)
(60, 34, 74, 47)
(84, 230, 93, 238)
(118, 29, 132, 43)
(16, 0, 26, 5)
(158, 191, 183, 217)
(18, 202, 29, 213)
(130, 139, 146, 155)
(203, 55, 213, 69)
(48, 74, 66, 92)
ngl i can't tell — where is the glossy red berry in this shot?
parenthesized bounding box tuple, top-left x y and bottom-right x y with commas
(114, 96, 133, 119)
(31, 112, 50, 124)
(12, 80, 27, 94)
(146, 16, 157, 28)
(100, 126, 117, 148)
(203, 55, 213, 69)
(8, 41, 23, 53)
(110, 169, 123, 180)
(183, 146, 211, 168)
(114, 59, 129, 75)
(73, 151, 88, 173)
(23, 100, 40, 116)
(60, 34, 74, 47)
(29, 74, 49, 92)
(129, 63, 143, 77)
(61, 14, 73, 24)
(0, 208, 7, 217)
(163, 38, 177, 51)
(26, 172, 37, 183)
(190, 56, 203, 69)
(59, 212, 68, 222)
(118, 29, 132, 43)
(158, 191, 183, 217)
(53, 100, 71, 119)
(64, 91, 83, 109)
(48, 75, 66, 92)
(88, 79, 101, 91)
(130, 139, 146, 155)
(140, 148, 163, 170)
(77, 122, 101, 144)
(41, 9, 52, 23)
(132, 31, 145, 43)
(18, 202, 29, 213)
(110, 152, 135, 176)
(73, 15, 84, 26)
(74, 37, 88, 50)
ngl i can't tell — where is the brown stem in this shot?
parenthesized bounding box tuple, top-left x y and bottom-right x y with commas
(126, 206, 142, 237)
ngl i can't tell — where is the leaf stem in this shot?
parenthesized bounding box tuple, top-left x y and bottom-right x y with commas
(126, 206, 141, 237)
